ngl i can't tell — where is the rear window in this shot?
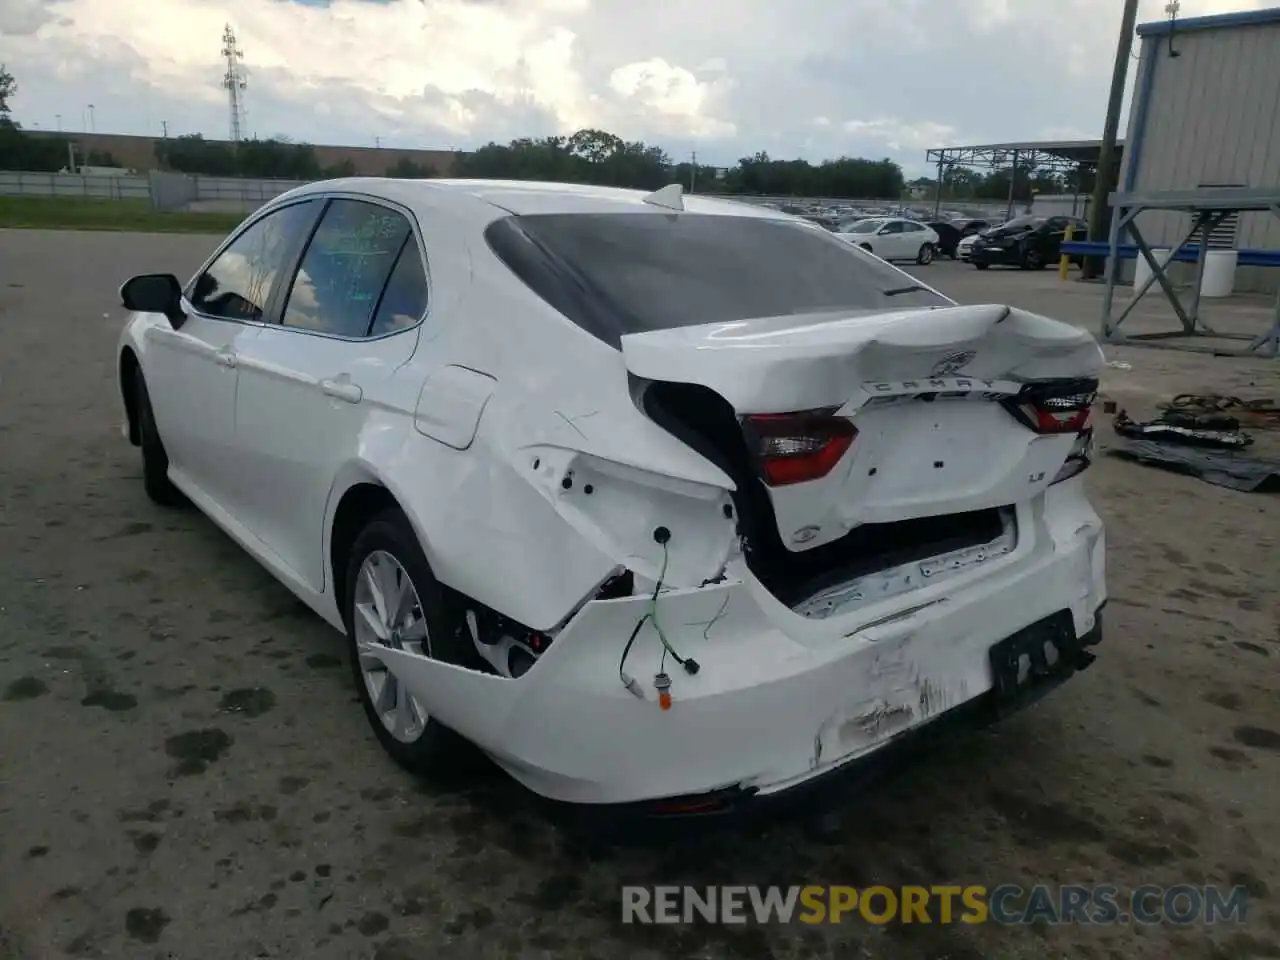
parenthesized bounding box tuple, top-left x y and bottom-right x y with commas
(485, 212, 951, 348)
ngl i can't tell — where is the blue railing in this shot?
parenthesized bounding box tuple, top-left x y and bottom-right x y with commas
(1059, 240, 1280, 268)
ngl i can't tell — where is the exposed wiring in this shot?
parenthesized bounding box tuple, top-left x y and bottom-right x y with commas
(616, 542, 700, 696)
(700, 593, 731, 641)
(648, 543, 699, 674)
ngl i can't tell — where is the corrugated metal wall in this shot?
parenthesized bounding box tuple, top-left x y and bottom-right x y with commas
(1124, 22, 1280, 293)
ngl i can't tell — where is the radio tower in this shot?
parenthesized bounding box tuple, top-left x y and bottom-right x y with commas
(221, 24, 247, 142)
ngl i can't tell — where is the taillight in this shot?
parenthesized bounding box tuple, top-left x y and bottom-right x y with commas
(1053, 427, 1094, 484)
(1003, 379, 1099, 484)
(1007, 380, 1098, 434)
(743, 409, 857, 487)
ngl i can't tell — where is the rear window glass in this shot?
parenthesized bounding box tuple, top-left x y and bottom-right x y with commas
(485, 212, 951, 348)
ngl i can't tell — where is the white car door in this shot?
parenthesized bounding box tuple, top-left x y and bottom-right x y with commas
(877, 220, 907, 260)
(230, 196, 429, 591)
(144, 200, 322, 510)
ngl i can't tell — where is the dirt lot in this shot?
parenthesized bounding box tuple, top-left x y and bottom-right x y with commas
(1, 229, 1278, 960)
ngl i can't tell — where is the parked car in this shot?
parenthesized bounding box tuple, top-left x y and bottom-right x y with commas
(116, 178, 1106, 813)
(952, 218, 991, 237)
(970, 215, 1087, 270)
(925, 221, 964, 259)
(835, 216, 940, 264)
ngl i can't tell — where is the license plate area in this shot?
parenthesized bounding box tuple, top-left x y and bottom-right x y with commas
(988, 611, 1084, 712)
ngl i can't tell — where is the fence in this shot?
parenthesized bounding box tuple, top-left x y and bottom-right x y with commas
(0, 171, 1036, 222)
(0, 171, 152, 200)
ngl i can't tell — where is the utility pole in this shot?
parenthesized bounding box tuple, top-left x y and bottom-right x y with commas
(161, 120, 168, 138)
(55, 113, 62, 131)
(689, 150, 697, 193)
(1085, 0, 1140, 278)
(88, 104, 95, 133)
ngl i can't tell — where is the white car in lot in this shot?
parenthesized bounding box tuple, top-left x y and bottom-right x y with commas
(116, 178, 1106, 813)
(836, 217, 940, 265)
(958, 231, 983, 262)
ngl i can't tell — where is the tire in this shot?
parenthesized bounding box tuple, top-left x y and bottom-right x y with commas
(344, 509, 474, 775)
(1021, 248, 1044, 270)
(916, 243, 935, 266)
(974, 263, 989, 271)
(134, 369, 184, 507)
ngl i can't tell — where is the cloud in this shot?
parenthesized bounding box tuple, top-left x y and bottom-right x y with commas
(0, 0, 1271, 174)
(0, 0, 57, 34)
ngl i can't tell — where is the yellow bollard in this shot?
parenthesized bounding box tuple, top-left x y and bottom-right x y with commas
(1059, 225, 1073, 280)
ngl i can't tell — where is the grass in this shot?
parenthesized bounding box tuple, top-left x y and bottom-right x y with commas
(0, 196, 244, 234)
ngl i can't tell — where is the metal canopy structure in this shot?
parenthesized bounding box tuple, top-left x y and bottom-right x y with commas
(925, 139, 1124, 175)
(924, 139, 1125, 218)
(1099, 187, 1280, 358)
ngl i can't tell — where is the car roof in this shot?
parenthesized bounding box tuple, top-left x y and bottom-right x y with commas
(272, 177, 802, 225)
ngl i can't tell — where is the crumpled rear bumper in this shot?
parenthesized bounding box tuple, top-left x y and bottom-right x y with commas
(377, 482, 1106, 806)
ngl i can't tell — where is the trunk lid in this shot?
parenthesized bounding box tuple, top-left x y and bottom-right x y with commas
(622, 303, 1102, 552)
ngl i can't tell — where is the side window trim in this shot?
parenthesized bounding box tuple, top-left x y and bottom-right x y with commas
(267, 191, 432, 343)
(265, 197, 334, 326)
(183, 198, 323, 325)
(365, 233, 413, 338)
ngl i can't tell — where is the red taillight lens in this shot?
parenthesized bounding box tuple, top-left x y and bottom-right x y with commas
(1006, 380, 1098, 435)
(1004, 380, 1099, 484)
(744, 409, 857, 487)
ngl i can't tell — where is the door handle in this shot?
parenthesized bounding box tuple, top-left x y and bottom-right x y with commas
(320, 377, 363, 404)
(215, 348, 237, 369)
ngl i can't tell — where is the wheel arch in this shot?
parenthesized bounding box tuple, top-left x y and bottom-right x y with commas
(119, 346, 141, 446)
(324, 462, 446, 616)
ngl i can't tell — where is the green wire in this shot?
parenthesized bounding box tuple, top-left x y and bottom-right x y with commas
(649, 544, 683, 664)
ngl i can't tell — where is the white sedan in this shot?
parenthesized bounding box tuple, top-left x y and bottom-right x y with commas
(836, 216, 940, 264)
(957, 231, 986, 262)
(116, 178, 1106, 813)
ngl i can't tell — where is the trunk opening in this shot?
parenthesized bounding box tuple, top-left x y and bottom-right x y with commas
(638, 379, 1008, 609)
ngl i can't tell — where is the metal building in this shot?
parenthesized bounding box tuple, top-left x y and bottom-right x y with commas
(1122, 6, 1280, 293)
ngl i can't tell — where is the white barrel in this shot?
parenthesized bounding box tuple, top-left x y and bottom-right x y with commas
(1199, 249, 1238, 298)
(1132, 248, 1173, 297)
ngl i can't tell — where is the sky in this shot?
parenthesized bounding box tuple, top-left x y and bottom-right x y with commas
(0, 0, 1272, 175)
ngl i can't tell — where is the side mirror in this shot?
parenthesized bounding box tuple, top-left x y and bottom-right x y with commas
(121, 274, 186, 329)
(877, 226, 892, 235)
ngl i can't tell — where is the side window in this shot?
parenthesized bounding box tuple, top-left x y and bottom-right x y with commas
(883, 221, 904, 234)
(370, 238, 429, 336)
(190, 201, 317, 321)
(280, 199, 412, 338)
(904, 222, 924, 232)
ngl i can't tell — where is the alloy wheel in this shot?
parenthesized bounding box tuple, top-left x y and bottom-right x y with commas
(352, 549, 431, 744)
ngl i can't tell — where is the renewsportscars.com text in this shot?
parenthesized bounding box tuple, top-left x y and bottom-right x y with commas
(621, 884, 1250, 926)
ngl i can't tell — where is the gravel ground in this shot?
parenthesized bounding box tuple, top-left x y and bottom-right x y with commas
(1, 229, 1278, 960)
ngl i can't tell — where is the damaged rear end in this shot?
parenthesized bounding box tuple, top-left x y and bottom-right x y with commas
(380, 206, 1107, 808)
(625, 301, 1103, 619)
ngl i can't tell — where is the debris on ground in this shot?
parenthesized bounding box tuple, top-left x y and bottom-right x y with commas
(1107, 403, 1280, 492)
(1108, 438, 1280, 493)
(1164, 393, 1280, 430)
(1113, 409, 1253, 450)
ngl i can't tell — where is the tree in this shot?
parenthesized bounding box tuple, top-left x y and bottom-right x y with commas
(84, 149, 120, 167)
(385, 157, 435, 178)
(0, 66, 74, 171)
(0, 64, 14, 121)
(156, 134, 322, 178)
